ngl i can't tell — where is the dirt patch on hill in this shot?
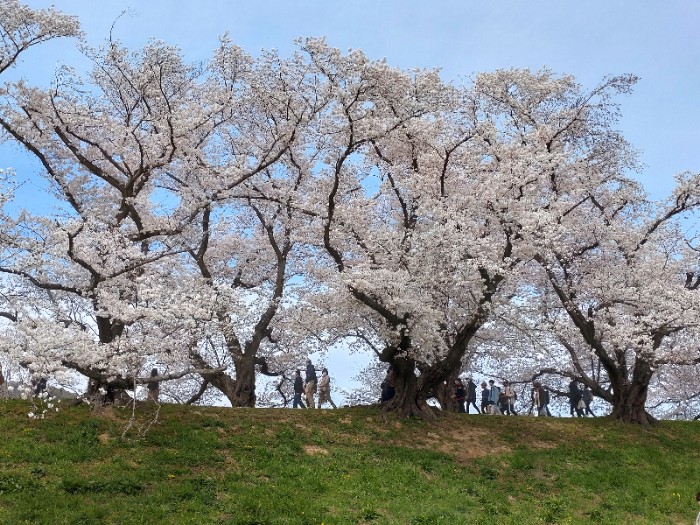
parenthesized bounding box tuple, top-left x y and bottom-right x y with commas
(304, 445, 329, 456)
(414, 428, 511, 463)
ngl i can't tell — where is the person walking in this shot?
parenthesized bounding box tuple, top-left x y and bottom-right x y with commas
(147, 368, 160, 403)
(317, 368, 337, 409)
(502, 380, 518, 415)
(304, 359, 317, 409)
(466, 378, 479, 414)
(529, 384, 539, 416)
(582, 386, 595, 416)
(695, 491, 700, 525)
(488, 380, 502, 415)
(534, 382, 549, 417)
(0, 368, 6, 399)
(568, 379, 584, 417)
(293, 369, 306, 408)
(452, 378, 467, 413)
(480, 382, 490, 414)
(381, 366, 396, 402)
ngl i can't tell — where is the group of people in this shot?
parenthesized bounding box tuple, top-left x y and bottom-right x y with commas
(450, 378, 518, 415)
(567, 379, 595, 417)
(449, 377, 597, 417)
(4, 360, 600, 419)
(153, 363, 588, 417)
(292, 359, 336, 409)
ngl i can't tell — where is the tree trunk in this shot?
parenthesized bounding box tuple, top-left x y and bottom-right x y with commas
(197, 370, 237, 406)
(609, 376, 657, 425)
(85, 379, 132, 407)
(231, 355, 256, 408)
(434, 370, 459, 412)
(381, 358, 436, 419)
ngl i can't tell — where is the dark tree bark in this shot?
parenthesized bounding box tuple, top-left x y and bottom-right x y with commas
(433, 369, 460, 412)
(186, 380, 210, 405)
(606, 357, 657, 425)
(381, 357, 435, 419)
(537, 256, 665, 425)
(231, 354, 257, 408)
(610, 384, 656, 425)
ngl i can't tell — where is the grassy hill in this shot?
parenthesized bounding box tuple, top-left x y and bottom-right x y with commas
(0, 400, 699, 525)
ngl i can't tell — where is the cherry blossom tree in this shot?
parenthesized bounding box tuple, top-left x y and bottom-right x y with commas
(0, 0, 79, 393)
(154, 40, 332, 407)
(1, 4, 697, 423)
(300, 58, 700, 421)
(461, 70, 700, 424)
(289, 40, 530, 418)
(0, 34, 306, 398)
(527, 182, 700, 424)
(0, 0, 80, 77)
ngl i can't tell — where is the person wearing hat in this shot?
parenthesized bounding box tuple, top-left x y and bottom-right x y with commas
(147, 368, 160, 403)
(480, 381, 490, 414)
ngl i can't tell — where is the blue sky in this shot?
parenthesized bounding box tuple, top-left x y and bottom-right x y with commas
(11, 0, 698, 199)
(4, 1, 700, 404)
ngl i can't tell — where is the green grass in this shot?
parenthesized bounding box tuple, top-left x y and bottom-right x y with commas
(0, 400, 698, 524)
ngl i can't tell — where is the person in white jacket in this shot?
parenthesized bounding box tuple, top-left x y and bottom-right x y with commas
(695, 491, 700, 525)
(502, 380, 518, 415)
(317, 368, 337, 409)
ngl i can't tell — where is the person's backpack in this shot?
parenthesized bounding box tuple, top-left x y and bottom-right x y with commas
(0, 370, 4, 386)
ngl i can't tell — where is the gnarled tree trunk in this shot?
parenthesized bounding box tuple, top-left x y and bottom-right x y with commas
(610, 385, 656, 425)
(231, 354, 257, 408)
(608, 360, 656, 425)
(381, 357, 436, 419)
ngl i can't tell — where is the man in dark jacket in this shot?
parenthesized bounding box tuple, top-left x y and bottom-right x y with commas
(452, 379, 467, 413)
(304, 359, 317, 409)
(466, 378, 479, 414)
(381, 366, 395, 402)
(534, 382, 550, 417)
(568, 379, 583, 417)
(293, 369, 306, 409)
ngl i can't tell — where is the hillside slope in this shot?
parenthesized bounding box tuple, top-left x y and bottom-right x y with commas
(1, 401, 699, 524)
